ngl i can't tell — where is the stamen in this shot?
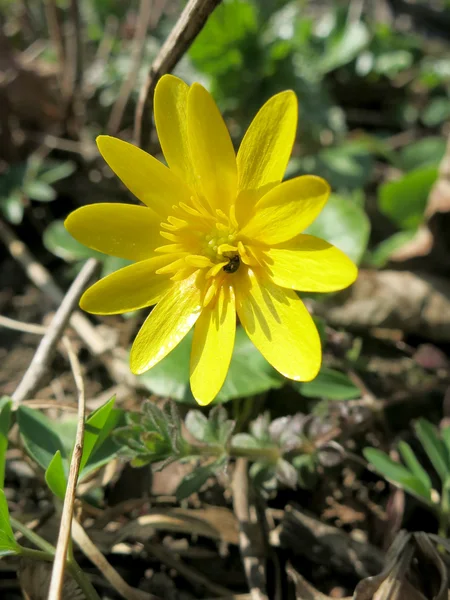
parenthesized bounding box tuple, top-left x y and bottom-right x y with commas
(179, 202, 202, 217)
(185, 255, 214, 268)
(215, 208, 228, 221)
(167, 216, 189, 229)
(154, 244, 185, 254)
(238, 241, 258, 266)
(203, 282, 217, 307)
(217, 243, 238, 255)
(160, 231, 180, 242)
(229, 203, 239, 229)
(156, 258, 187, 275)
(206, 261, 227, 278)
(160, 222, 178, 231)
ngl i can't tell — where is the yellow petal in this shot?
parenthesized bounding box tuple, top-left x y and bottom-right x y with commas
(240, 175, 330, 245)
(80, 256, 172, 315)
(187, 83, 237, 209)
(190, 283, 236, 406)
(262, 234, 358, 292)
(154, 74, 197, 190)
(130, 272, 203, 374)
(237, 90, 297, 192)
(234, 268, 321, 381)
(96, 135, 190, 217)
(65, 203, 161, 261)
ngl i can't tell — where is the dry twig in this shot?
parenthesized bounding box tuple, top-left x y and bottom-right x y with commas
(146, 542, 234, 596)
(0, 219, 107, 355)
(133, 0, 222, 146)
(12, 259, 98, 407)
(0, 315, 47, 336)
(71, 519, 157, 600)
(107, 0, 154, 135)
(231, 459, 268, 600)
(48, 337, 86, 600)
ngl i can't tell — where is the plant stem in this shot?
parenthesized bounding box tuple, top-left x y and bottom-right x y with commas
(12, 516, 100, 600)
(18, 546, 55, 563)
(67, 558, 102, 600)
(190, 443, 281, 463)
(11, 516, 56, 554)
(438, 478, 450, 538)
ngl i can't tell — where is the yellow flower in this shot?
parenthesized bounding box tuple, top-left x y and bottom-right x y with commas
(65, 75, 357, 406)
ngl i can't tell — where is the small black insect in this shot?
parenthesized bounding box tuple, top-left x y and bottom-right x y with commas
(223, 254, 240, 274)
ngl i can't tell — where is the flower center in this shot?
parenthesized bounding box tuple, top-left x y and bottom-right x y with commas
(154, 195, 257, 294)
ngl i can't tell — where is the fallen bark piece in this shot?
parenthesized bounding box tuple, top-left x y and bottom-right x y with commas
(313, 270, 450, 342)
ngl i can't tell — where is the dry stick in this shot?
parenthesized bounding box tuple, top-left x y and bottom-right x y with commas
(11, 259, 98, 407)
(231, 459, 269, 600)
(44, 0, 65, 89)
(0, 315, 47, 336)
(83, 15, 118, 99)
(0, 220, 107, 355)
(107, 0, 154, 135)
(133, 0, 222, 146)
(146, 542, 234, 597)
(62, 0, 83, 102)
(71, 519, 158, 600)
(48, 337, 86, 600)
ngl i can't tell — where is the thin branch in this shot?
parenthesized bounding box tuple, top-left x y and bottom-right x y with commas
(107, 0, 154, 135)
(71, 519, 158, 600)
(146, 542, 234, 597)
(83, 15, 118, 99)
(133, 0, 222, 146)
(231, 459, 269, 600)
(0, 315, 46, 335)
(44, 0, 65, 89)
(12, 259, 98, 407)
(48, 337, 86, 600)
(62, 0, 83, 102)
(0, 220, 108, 355)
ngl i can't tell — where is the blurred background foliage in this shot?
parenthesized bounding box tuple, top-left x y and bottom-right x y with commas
(1, 0, 450, 407)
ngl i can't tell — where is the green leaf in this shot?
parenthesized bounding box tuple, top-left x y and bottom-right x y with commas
(378, 166, 438, 230)
(0, 397, 12, 489)
(79, 397, 116, 474)
(1, 192, 24, 224)
(138, 327, 284, 404)
(45, 451, 67, 500)
(399, 137, 446, 171)
(39, 161, 76, 184)
(24, 180, 56, 202)
(185, 411, 208, 442)
(369, 230, 417, 268)
(43, 220, 104, 262)
(415, 419, 449, 484)
(397, 441, 432, 494)
(422, 97, 450, 127)
(176, 456, 227, 501)
(17, 406, 66, 471)
(363, 447, 432, 502)
(80, 408, 124, 479)
(0, 490, 19, 557)
(320, 21, 370, 73)
(293, 367, 360, 401)
(189, 0, 257, 78)
(305, 193, 370, 264)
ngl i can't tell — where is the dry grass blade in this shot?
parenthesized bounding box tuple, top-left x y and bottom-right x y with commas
(107, 0, 154, 135)
(0, 220, 107, 355)
(133, 0, 222, 146)
(48, 337, 86, 600)
(71, 519, 158, 600)
(11, 258, 98, 407)
(0, 315, 47, 335)
(231, 459, 269, 600)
